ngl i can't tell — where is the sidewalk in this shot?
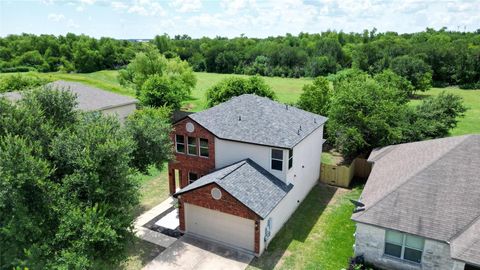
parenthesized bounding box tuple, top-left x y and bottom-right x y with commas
(134, 197, 178, 248)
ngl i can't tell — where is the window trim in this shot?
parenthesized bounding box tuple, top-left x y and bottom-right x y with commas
(271, 148, 284, 171)
(288, 149, 293, 169)
(175, 134, 185, 154)
(199, 138, 209, 158)
(188, 172, 198, 184)
(384, 230, 424, 264)
(187, 136, 197, 156)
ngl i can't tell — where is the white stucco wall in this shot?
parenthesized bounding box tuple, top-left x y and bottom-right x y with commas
(354, 223, 465, 270)
(259, 125, 325, 254)
(214, 138, 287, 181)
(100, 103, 137, 124)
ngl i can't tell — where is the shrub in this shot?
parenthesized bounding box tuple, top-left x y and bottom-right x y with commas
(206, 75, 275, 107)
(0, 73, 51, 93)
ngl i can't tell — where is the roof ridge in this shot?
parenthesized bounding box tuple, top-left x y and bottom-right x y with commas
(217, 159, 249, 181)
(355, 136, 470, 220)
(450, 213, 480, 243)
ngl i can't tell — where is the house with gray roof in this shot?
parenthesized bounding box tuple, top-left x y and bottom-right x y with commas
(352, 135, 480, 270)
(2, 80, 138, 123)
(169, 94, 327, 255)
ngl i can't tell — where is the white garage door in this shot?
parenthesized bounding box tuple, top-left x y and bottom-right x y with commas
(185, 203, 255, 252)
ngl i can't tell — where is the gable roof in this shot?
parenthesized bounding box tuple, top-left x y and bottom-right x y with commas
(174, 159, 293, 219)
(353, 135, 480, 262)
(1, 80, 138, 112)
(185, 94, 327, 149)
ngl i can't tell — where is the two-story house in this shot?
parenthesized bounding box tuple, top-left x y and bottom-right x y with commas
(168, 94, 327, 256)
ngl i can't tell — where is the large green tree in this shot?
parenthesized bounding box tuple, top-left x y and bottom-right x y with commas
(119, 46, 196, 109)
(206, 75, 275, 107)
(0, 86, 172, 269)
(326, 70, 466, 156)
(297, 76, 332, 116)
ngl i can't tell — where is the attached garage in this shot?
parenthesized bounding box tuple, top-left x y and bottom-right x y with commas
(184, 203, 255, 252)
(174, 159, 292, 256)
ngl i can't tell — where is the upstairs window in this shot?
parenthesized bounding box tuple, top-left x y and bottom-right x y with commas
(188, 172, 198, 184)
(187, 136, 197, 155)
(271, 149, 283, 171)
(199, 138, 209, 158)
(175, 134, 185, 153)
(385, 230, 424, 263)
(288, 149, 293, 169)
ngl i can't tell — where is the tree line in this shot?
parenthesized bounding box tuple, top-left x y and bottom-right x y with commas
(1, 28, 480, 88)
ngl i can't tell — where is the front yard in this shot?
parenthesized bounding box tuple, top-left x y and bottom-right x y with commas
(249, 184, 363, 270)
(122, 167, 362, 270)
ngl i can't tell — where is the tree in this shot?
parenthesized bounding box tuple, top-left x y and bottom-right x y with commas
(118, 46, 196, 108)
(406, 92, 467, 140)
(0, 86, 172, 269)
(206, 76, 275, 107)
(125, 107, 173, 173)
(327, 74, 408, 156)
(390, 55, 432, 94)
(297, 76, 332, 116)
(373, 69, 413, 100)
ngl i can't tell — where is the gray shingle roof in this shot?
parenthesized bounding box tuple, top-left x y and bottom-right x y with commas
(1, 80, 138, 112)
(451, 218, 480, 266)
(353, 135, 480, 264)
(174, 159, 293, 219)
(187, 94, 327, 149)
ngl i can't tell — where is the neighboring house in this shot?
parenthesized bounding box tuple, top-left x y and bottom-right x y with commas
(169, 94, 327, 256)
(1, 80, 138, 122)
(352, 135, 480, 270)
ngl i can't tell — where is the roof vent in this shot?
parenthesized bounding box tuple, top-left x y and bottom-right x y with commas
(299, 125, 302, 131)
(314, 118, 317, 124)
(286, 104, 288, 110)
(238, 116, 241, 121)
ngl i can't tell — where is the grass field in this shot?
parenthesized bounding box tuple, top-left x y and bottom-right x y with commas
(3, 70, 310, 111)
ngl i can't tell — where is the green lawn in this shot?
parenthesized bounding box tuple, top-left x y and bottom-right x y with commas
(249, 184, 362, 270)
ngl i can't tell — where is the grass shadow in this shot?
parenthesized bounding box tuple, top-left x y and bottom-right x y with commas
(248, 183, 338, 269)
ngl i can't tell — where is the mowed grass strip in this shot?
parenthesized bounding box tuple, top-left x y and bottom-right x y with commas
(248, 184, 362, 270)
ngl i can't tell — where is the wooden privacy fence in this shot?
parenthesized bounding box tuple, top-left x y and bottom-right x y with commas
(320, 157, 372, 188)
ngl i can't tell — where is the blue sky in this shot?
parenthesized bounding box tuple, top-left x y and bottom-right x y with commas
(1, 0, 479, 39)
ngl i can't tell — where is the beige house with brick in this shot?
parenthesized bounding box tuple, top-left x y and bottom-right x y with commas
(168, 94, 327, 256)
(352, 135, 480, 270)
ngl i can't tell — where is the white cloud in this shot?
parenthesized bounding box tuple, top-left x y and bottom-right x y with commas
(47, 13, 65, 22)
(67, 19, 80, 29)
(111, 1, 128, 11)
(171, 0, 202, 13)
(111, 0, 165, 16)
(80, 0, 96, 4)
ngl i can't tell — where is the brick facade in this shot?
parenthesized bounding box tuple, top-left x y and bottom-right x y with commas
(177, 183, 261, 254)
(168, 117, 216, 194)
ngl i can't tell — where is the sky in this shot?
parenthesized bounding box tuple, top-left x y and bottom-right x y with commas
(0, 0, 479, 39)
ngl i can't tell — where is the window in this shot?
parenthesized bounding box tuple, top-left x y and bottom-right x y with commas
(188, 172, 198, 184)
(385, 230, 424, 263)
(271, 149, 283, 171)
(175, 134, 185, 153)
(199, 138, 209, 157)
(187, 137, 197, 155)
(288, 149, 293, 169)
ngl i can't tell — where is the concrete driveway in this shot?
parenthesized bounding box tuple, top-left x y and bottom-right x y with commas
(143, 235, 254, 270)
